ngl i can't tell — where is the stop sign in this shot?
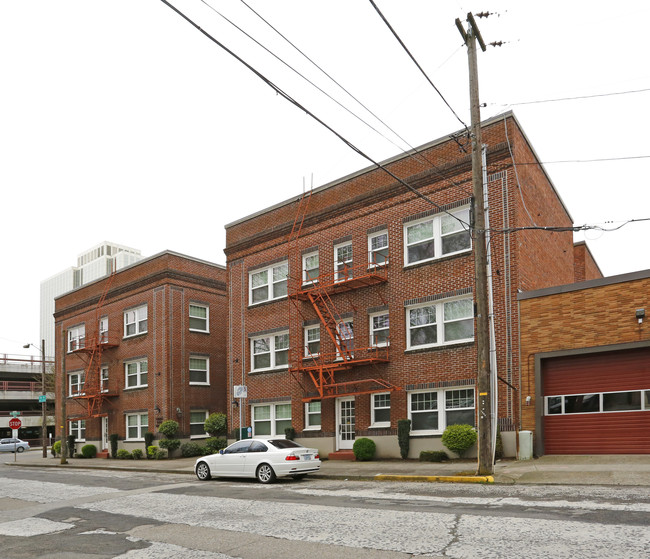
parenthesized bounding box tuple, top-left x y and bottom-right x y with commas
(9, 418, 21, 429)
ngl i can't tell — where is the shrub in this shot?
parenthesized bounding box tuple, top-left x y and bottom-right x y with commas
(284, 427, 296, 441)
(81, 444, 97, 459)
(144, 432, 155, 457)
(419, 450, 449, 462)
(66, 435, 76, 458)
(131, 448, 144, 460)
(155, 448, 168, 460)
(159, 438, 181, 455)
(147, 445, 159, 459)
(116, 449, 132, 460)
(205, 437, 227, 454)
(158, 420, 179, 438)
(109, 434, 119, 459)
(441, 424, 477, 458)
(180, 442, 204, 458)
(495, 427, 504, 460)
(204, 413, 227, 436)
(52, 440, 61, 457)
(397, 419, 411, 459)
(352, 438, 376, 461)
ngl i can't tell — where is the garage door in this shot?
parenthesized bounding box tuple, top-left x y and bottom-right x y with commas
(542, 347, 650, 454)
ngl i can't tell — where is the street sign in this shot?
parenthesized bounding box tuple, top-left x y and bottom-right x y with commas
(9, 418, 22, 429)
(38, 395, 47, 403)
(10, 411, 20, 418)
(233, 385, 247, 398)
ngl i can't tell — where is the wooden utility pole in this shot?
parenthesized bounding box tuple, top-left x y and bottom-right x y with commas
(456, 13, 493, 475)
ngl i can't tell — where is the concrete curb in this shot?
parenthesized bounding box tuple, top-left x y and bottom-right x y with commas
(375, 474, 494, 484)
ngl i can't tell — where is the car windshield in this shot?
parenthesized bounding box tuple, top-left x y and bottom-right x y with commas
(267, 439, 303, 449)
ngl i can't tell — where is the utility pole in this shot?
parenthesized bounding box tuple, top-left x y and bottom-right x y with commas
(456, 13, 493, 475)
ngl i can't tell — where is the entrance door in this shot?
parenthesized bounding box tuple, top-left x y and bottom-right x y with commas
(101, 417, 109, 450)
(336, 397, 356, 450)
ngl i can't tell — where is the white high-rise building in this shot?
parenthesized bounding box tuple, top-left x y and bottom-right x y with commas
(40, 242, 143, 357)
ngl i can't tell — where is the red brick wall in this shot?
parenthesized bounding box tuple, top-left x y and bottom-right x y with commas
(54, 251, 227, 446)
(573, 241, 602, 282)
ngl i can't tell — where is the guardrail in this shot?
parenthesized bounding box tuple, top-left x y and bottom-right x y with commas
(0, 381, 41, 392)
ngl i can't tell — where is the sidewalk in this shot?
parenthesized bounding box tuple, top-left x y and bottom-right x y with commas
(4, 449, 650, 485)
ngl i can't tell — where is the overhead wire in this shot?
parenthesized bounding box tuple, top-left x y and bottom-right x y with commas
(494, 87, 650, 107)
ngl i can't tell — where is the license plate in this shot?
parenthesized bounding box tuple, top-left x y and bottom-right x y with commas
(302, 454, 311, 461)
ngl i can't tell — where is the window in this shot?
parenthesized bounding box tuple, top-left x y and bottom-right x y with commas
(304, 401, 321, 430)
(404, 208, 470, 265)
(69, 420, 86, 441)
(302, 251, 319, 284)
(126, 413, 148, 440)
(334, 242, 353, 282)
(100, 366, 109, 393)
(189, 304, 209, 332)
(99, 317, 108, 343)
(252, 403, 292, 437)
(406, 297, 473, 350)
(68, 325, 85, 352)
(190, 410, 209, 438)
(368, 231, 389, 266)
(546, 390, 649, 415)
(409, 388, 475, 434)
(370, 312, 389, 347)
(336, 320, 354, 359)
(371, 393, 391, 427)
(189, 356, 209, 385)
(68, 371, 85, 396)
(249, 262, 288, 305)
(251, 332, 289, 372)
(124, 305, 147, 337)
(304, 326, 320, 357)
(125, 359, 148, 389)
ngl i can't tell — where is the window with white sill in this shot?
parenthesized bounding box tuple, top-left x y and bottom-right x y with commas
(251, 332, 289, 372)
(249, 262, 288, 305)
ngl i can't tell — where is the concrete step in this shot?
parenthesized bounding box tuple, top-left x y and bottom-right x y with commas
(96, 450, 110, 459)
(328, 450, 356, 461)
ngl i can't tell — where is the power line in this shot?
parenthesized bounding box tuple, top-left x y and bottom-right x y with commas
(368, 0, 469, 132)
(505, 155, 650, 165)
(494, 87, 650, 107)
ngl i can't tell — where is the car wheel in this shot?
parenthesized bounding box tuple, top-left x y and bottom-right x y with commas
(195, 461, 212, 481)
(256, 463, 276, 484)
(291, 474, 307, 480)
(16, 447, 25, 453)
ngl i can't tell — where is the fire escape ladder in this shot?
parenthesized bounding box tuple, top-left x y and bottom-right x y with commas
(307, 288, 352, 360)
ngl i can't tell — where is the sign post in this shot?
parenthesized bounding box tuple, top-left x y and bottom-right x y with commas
(8, 418, 21, 462)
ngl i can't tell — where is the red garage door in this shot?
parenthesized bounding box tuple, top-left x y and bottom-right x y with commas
(542, 347, 650, 454)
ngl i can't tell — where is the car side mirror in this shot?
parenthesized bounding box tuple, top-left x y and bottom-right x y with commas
(219, 449, 224, 455)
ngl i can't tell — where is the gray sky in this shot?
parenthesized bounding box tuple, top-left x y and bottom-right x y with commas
(1, 0, 649, 356)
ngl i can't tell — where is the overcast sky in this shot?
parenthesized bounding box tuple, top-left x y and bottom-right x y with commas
(1, 1, 648, 357)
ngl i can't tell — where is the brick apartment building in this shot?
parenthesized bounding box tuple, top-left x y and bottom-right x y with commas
(224, 112, 601, 459)
(54, 251, 227, 454)
(519, 268, 650, 455)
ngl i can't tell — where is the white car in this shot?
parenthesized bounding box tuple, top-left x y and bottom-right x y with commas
(195, 438, 321, 483)
(0, 438, 30, 453)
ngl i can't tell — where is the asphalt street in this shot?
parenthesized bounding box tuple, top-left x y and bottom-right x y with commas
(1, 465, 649, 558)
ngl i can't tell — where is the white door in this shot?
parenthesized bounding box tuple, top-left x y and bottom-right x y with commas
(336, 397, 356, 450)
(101, 417, 109, 450)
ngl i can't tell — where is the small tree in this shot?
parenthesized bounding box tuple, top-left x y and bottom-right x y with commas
(284, 427, 296, 441)
(158, 420, 180, 458)
(66, 435, 76, 458)
(397, 419, 411, 459)
(441, 424, 477, 458)
(144, 432, 155, 458)
(495, 426, 504, 460)
(109, 434, 119, 459)
(204, 413, 227, 437)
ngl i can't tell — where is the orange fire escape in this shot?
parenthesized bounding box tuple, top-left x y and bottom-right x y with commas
(287, 192, 400, 401)
(68, 270, 119, 420)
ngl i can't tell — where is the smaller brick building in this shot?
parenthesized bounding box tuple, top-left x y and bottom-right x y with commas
(54, 251, 227, 454)
(519, 269, 650, 455)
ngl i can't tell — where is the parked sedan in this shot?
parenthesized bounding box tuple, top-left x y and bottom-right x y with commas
(0, 438, 30, 453)
(195, 438, 321, 483)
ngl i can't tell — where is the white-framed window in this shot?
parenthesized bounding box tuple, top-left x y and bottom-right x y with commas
(125, 359, 148, 389)
(304, 401, 321, 430)
(69, 420, 86, 441)
(336, 319, 354, 359)
(249, 262, 288, 305)
(68, 371, 85, 396)
(334, 242, 353, 282)
(99, 317, 108, 343)
(251, 332, 289, 372)
(126, 413, 148, 440)
(189, 303, 209, 332)
(189, 356, 209, 385)
(304, 325, 320, 357)
(190, 410, 209, 438)
(252, 402, 292, 437)
(406, 296, 473, 350)
(404, 207, 471, 266)
(371, 393, 391, 427)
(68, 324, 85, 352)
(124, 305, 147, 337)
(100, 366, 109, 393)
(545, 389, 650, 415)
(408, 387, 475, 434)
(368, 230, 389, 267)
(302, 251, 319, 284)
(370, 312, 389, 347)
